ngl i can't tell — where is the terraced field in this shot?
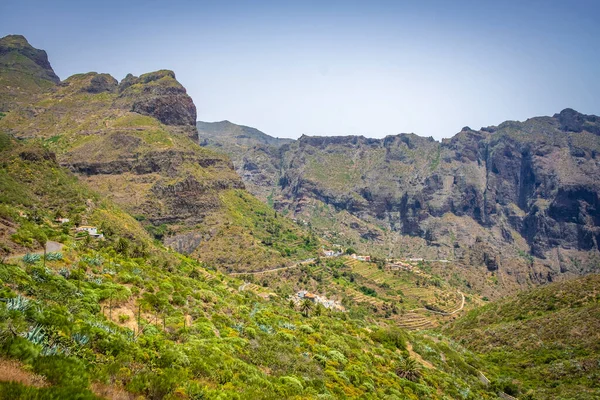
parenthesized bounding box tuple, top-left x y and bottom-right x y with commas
(342, 257, 466, 330)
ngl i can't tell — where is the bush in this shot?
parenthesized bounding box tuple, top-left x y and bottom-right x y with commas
(370, 327, 407, 350)
(33, 355, 90, 389)
(7, 337, 40, 364)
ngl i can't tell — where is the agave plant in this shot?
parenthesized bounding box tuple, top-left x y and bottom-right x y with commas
(23, 324, 45, 345)
(72, 332, 90, 346)
(58, 267, 70, 278)
(90, 321, 116, 334)
(82, 255, 103, 266)
(258, 324, 274, 334)
(232, 323, 245, 334)
(4, 295, 31, 312)
(22, 253, 41, 264)
(279, 321, 296, 330)
(40, 342, 62, 356)
(395, 357, 421, 382)
(45, 252, 63, 261)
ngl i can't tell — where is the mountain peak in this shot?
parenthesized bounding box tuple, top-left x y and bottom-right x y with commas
(0, 34, 31, 48)
(0, 34, 59, 84)
(553, 108, 599, 134)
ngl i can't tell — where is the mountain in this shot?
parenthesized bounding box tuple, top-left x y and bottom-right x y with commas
(0, 35, 59, 112)
(2, 33, 600, 399)
(0, 127, 500, 400)
(0, 36, 318, 273)
(197, 120, 293, 201)
(445, 273, 600, 399)
(197, 111, 600, 295)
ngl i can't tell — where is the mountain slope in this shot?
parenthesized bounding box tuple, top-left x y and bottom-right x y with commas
(0, 133, 503, 399)
(445, 273, 600, 399)
(0, 35, 317, 272)
(197, 120, 292, 201)
(0, 35, 59, 112)
(198, 112, 600, 294)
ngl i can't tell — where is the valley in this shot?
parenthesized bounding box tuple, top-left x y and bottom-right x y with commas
(0, 33, 599, 399)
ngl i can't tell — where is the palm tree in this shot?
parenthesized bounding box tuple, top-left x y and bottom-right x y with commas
(396, 357, 421, 382)
(314, 304, 324, 316)
(300, 299, 313, 317)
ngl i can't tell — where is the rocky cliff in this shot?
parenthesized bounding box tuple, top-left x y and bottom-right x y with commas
(0, 35, 317, 271)
(0, 35, 60, 111)
(198, 110, 600, 288)
(197, 120, 293, 201)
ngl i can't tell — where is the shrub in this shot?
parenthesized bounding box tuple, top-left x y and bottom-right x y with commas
(7, 337, 40, 364)
(370, 327, 407, 350)
(33, 355, 90, 389)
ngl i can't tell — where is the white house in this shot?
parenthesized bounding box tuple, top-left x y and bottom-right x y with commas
(76, 226, 103, 239)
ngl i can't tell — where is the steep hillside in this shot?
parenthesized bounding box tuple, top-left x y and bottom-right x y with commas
(197, 120, 292, 201)
(0, 35, 59, 112)
(0, 134, 504, 399)
(197, 112, 600, 293)
(0, 35, 317, 272)
(445, 274, 600, 399)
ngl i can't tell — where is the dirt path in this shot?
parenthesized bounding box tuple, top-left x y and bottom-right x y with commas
(0, 359, 47, 387)
(6, 241, 64, 262)
(406, 342, 435, 369)
(408, 291, 465, 316)
(229, 258, 315, 276)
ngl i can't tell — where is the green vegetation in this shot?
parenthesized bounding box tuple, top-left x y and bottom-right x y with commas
(0, 132, 503, 399)
(445, 274, 600, 399)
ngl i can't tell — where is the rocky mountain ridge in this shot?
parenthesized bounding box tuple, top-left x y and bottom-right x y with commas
(0, 35, 317, 271)
(198, 109, 600, 290)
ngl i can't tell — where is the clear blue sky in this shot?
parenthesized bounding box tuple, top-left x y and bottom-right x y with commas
(2, 0, 599, 140)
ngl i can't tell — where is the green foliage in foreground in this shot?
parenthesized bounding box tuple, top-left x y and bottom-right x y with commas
(445, 274, 600, 400)
(0, 239, 499, 399)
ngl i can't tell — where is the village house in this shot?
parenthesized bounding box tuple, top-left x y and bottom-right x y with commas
(76, 226, 104, 239)
(292, 290, 345, 311)
(55, 217, 70, 224)
(322, 249, 343, 257)
(351, 254, 371, 262)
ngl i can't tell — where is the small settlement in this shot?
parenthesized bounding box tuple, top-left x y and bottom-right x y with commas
(291, 290, 346, 312)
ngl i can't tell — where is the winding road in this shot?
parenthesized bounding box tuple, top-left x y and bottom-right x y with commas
(229, 258, 315, 276)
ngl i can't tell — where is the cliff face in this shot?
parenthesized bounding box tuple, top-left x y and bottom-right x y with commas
(0, 35, 318, 271)
(197, 120, 293, 201)
(198, 110, 600, 287)
(0, 35, 60, 111)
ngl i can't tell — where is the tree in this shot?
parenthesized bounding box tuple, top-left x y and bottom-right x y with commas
(345, 248, 356, 255)
(100, 222, 114, 238)
(395, 357, 421, 382)
(314, 304, 324, 317)
(300, 299, 313, 317)
(115, 237, 130, 255)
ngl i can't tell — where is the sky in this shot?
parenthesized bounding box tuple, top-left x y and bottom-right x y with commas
(1, 0, 599, 140)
